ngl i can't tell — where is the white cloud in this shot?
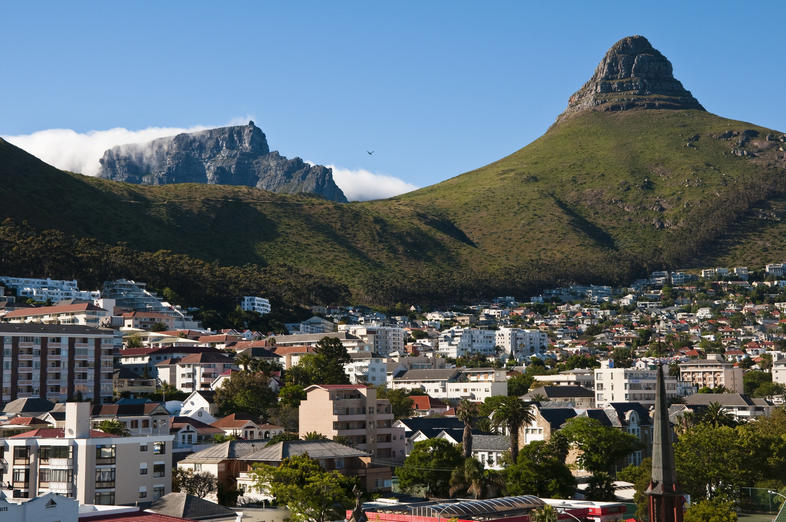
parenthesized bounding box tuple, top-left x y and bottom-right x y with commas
(328, 165, 418, 201)
(3, 121, 418, 201)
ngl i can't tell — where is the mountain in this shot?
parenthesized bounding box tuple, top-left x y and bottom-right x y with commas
(98, 121, 348, 202)
(1, 35, 785, 306)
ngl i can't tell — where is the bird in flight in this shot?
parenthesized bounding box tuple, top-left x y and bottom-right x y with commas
(366, 150, 375, 155)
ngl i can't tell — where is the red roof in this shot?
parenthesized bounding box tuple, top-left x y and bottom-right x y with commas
(2, 416, 49, 426)
(10, 428, 113, 438)
(273, 345, 317, 355)
(81, 509, 189, 521)
(410, 395, 448, 411)
(308, 384, 367, 390)
(4, 303, 106, 317)
(123, 311, 173, 319)
(212, 413, 261, 428)
(197, 334, 241, 343)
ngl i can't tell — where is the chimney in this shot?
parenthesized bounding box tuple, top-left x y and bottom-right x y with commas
(65, 402, 91, 438)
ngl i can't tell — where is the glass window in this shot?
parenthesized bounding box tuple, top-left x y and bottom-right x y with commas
(140, 444, 148, 452)
(153, 441, 166, 454)
(13, 469, 29, 483)
(140, 464, 148, 475)
(96, 468, 116, 484)
(153, 463, 166, 477)
(94, 492, 115, 505)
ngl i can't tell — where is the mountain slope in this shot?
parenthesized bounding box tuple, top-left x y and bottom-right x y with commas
(1, 35, 785, 305)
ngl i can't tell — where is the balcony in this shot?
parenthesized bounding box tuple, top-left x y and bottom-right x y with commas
(40, 458, 73, 467)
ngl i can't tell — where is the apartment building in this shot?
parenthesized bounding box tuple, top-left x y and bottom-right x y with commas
(299, 384, 406, 462)
(122, 312, 176, 331)
(156, 352, 237, 393)
(437, 327, 496, 358)
(117, 346, 224, 378)
(2, 303, 111, 328)
(346, 352, 387, 386)
(679, 356, 744, 393)
(0, 324, 114, 403)
(495, 328, 548, 359)
(240, 296, 271, 315)
(338, 324, 405, 355)
(594, 363, 692, 407)
(272, 332, 369, 353)
(389, 368, 508, 401)
(0, 403, 173, 505)
(0, 276, 100, 302)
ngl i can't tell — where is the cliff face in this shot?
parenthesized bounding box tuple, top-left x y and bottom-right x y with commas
(556, 35, 704, 123)
(98, 121, 347, 202)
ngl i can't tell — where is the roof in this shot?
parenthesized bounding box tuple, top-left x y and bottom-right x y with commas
(2, 397, 55, 414)
(684, 393, 764, 407)
(197, 334, 241, 343)
(606, 403, 652, 427)
(0, 324, 111, 335)
(149, 492, 236, 520)
(239, 440, 370, 461)
(525, 385, 594, 399)
(170, 417, 224, 435)
(80, 509, 191, 522)
(304, 384, 368, 392)
(410, 395, 448, 411)
(92, 403, 169, 417)
(180, 440, 267, 463)
(119, 346, 223, 357)
(178, 352, 234, 364)
(10, 428, 113, 438)
(273, 332, 355, 344)
(396, 417, 465, 439)
(211, 412, 261, 428)
(394, 369, 460, 381)
(1, 416, 49, 426)
(272, 345, 317, 356)
(3, 302, 106, 317)
(537, 408, 578, 430)
(472, 434, 511, 452)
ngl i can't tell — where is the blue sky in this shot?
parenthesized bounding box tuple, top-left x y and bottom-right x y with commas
(2, 2, 785, 198)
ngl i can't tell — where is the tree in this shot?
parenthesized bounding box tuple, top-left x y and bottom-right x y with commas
(507, 373, 533, 396)
(529, 504, 558, 522)
(684, 498, 738, 522)
(744, 371, 772, 396)
(396, 439, 463, 497)
(215, 371, 277, 418)
(150, 321, 168, 332)
(456, 399, 478, 458)
(618, 458, 651, 519)
(126, 334, 143, 348)
(265, 432, 300, 446)
(611, 347, 634, 368)
(252, 454, 355, 522)
(278, 384, 307, 408)
(235, 352, 254, 372)
(303, 431, 329, 441)
(560, 417, 641, 475)
(490, 396, 534, 462)
(286, 337, 351, 387)
(173, 468, 217, 498)
(96, 419, 130, 436)
(449, 457, 501, 499)
(505, 438, 575, 498)
(701, 402, 737, 427)
(376, 387, 414, 420)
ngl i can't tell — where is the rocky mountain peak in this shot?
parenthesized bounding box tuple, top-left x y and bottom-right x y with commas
(98, 122, 347, 202)
(556, 35, 704, 123)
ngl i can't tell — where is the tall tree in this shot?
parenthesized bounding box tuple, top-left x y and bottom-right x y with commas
(376, 387, 414, 420)
(252, 455, 355, 522)
(396, 439, 463, 497)
(504, 438, 575, 498)
(456, 399, 478, 458)
(490, 396, 534, 462)
(560, 416, 641, 475)
(215, 371, 277, 418)
(449, 457, 502, 499)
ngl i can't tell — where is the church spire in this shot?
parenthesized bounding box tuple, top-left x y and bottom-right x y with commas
(645, 364, 683, 521)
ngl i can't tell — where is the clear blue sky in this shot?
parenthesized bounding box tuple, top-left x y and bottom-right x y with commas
(2, 1, 785, 189)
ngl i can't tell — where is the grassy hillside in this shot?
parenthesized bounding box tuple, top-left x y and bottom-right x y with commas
(1, 108, 785, 306)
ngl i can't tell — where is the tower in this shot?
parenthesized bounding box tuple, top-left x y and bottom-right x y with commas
(645, 364, 684, 521)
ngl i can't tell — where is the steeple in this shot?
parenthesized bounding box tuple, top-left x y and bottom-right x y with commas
(645, 364, 684, 521)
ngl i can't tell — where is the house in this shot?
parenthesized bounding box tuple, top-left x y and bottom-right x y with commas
(169, 417, 224, 450)
(299, 384, 405, 462)
(683, 393, 772, 421)
(272, 332, 368, 353)
(345, 352, 387, 385)
(90, 403, 171, 437)
(523, 385, 595, 408)
(113, 367, 157, 396)
(0, 491, 79, 522)
(434, 430, 510, 470)
(180, 390, 219, 425)
(118, 346, 225, 379)
(122, 312, 177, 331)
(679, 356, 745, 393)
(390, 368, 508, 401)
(210, 413, 282, 440)
(156, 352, 237, 393)
(393, 416, 466, 456)
(409, 395, 450, 416)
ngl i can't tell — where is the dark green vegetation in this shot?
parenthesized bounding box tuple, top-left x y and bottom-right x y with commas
(1, 106, 785, 306)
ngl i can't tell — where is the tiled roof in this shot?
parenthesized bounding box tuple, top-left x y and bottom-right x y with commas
(149, 492, 236, 520)
(211, 413, 261, 428)
(239, 440, 369, 461)
(80, 509, 191, 521)
(180, 440, 263, 462)
(3, 303, 106, 317)
(11, 428, 113, 438)
(2, 416, 49, 426)
(178, 352, 234, 364)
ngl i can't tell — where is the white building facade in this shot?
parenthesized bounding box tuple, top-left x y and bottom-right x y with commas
(240, 296, 271, 315)
(495, 328, 548, 359)
(437, 327, 496, 358)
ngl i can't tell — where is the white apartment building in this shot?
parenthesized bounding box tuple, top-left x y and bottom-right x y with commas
(346, 353, 387, 386)
(0, 324, 114, 404)
(534, 369, 595, 388)
(679, 356, 745, 393)
(594, 363, 692, 407)
(773, 360, 786, 386)
(0, 276, 100, 302)
(156, 352, 237, 393)
(438, 327, 496, 358)
(766, 263, 785, 277)
(495, 328, 548, 359)
(390, 368, 507, 401)
(240, 296, 271, 315)
(0, 403, 173, 505)
(2, 303, 111, 328)
(338, 324, 405, 356)
(272, 332, 369, 353)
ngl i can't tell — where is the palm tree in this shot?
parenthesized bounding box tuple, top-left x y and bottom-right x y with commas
(235, 352, 253, 372)
(456, 399, 478, 459)
(702, 402, 737, 427)
(491, 396, 534, 462)
(529, 504, 558, 522)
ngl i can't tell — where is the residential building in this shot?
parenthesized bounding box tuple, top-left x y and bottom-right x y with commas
(0, 402, 173, 505)
(2, 303, 111, 328)
(102, 279, 199, 329)
(523, 385, 595, 408)
(89, 403, 171, 437)
(118, 346, 225, 379)
(272, 332, 368, 353)
(0, 276, 100, 302)
(0, 324, 114, 404)
(0, 492, 79, 522)
(113, 367, 156, 396)
(390, 368, 508, 401)
(211, 413, 282, 440)
(240, 296, 271, 315)
(393, 417, 466, 456)
(122, 312, 176, 331)
(773, 360, 786, 386)
(495, 328, 548, 359)
(679, 356, 744, 393)
(295, 316, 335, 334)
(682, 393, 772, 421)
(155, 352, 236, 393)
(409, 395, 450, 416)
(338, 324, 405, 355)
(180, 390, 219, 425)
(169, 417, 224, 450)
(594, 363, 692, 407)
(437, 327, 496, 358)
(533, 369, 594, 388)
(766, 263, 785, 277)
(299, 384, 405, 462)
(345, 352, 387, 385)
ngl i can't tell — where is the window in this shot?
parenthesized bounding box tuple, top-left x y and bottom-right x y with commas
(140, 463, 148, 475)
(13, 446, 30, 462)
(153, 486, 166, 500)
(13, 469, 29, 484)
(153, 463, 166, 478)
(142, 419, 150, 428)
(194, 463, 202, 472)
(139, 488, 147, 499)
(40, 469, 73, 483)
(40, 446, 71, 461)
(153, 441, 166, 454)
(140, 444, 148, 452)
(95, 468, 116, 487)
(94, 492, 115, 505)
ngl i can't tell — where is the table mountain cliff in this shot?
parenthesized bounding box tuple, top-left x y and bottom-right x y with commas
(97, 121, 347, 202)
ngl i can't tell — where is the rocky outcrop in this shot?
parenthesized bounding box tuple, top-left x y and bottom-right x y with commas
(556, 35, 704, 123)
(98, 121, 347, 202)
